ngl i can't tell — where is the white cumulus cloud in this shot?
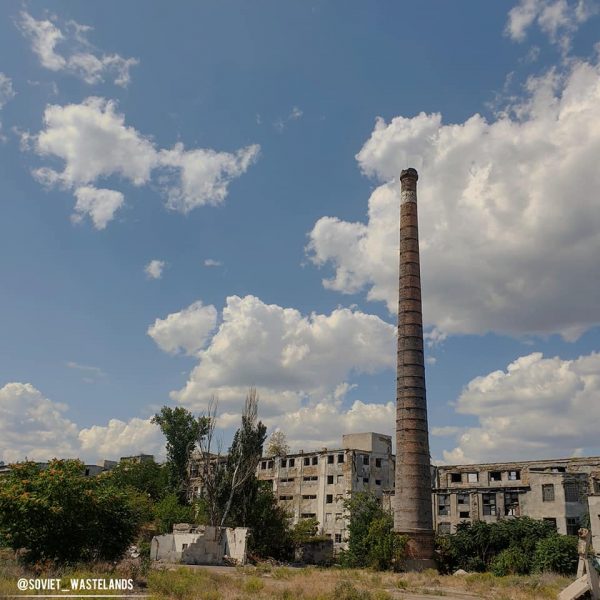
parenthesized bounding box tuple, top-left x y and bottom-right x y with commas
(27, 97, 260, 222)
(18, 11, 138, 87)
(145, 260, 166, 280)
(506, 0, 598, 52)
(71, 186, 124, 229)
(308, 55, 600, 340)
(0, 382, 164, 463)
(148, 295, 396, 448)
(147, 300, 218, 355)
(442, 351, 600, 464)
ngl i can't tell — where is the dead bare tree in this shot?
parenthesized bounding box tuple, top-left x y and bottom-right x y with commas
(194, 388, 266, 529)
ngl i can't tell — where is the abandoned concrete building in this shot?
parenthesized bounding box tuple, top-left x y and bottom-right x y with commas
(432, 456, 600, 536)
(188, 432, 395, 550)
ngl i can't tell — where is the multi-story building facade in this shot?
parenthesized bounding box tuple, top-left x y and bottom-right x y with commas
(433, 457, 600, 536)
(256, 432, 395, 549)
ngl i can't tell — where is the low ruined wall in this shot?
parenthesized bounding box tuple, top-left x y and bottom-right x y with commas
(152, 527, 248, 565)
(589, 496, 600, 555)
(294, 539, 334, 565)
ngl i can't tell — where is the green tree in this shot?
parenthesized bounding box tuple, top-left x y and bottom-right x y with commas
(533, 534, 578, 575)
(152, 406, 209, 501)
(110, 458, 168, 502)
(291, 517, 319, 545)
(153, 493, 195, 534)
(342, 491, 406, 570)
(0, 460, 146, 564)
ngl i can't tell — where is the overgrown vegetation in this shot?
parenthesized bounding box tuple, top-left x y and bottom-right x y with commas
(340, 492, 407, 570)
(0, 460, 147, 563)
(435, 517, 578, 576)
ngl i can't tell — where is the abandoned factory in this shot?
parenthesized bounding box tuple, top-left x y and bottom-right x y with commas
(187, 431, 600, 550)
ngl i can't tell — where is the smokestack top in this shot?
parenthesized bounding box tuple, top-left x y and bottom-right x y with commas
(400, 167, 418, 182)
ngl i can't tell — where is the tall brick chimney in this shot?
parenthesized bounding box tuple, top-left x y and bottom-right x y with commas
(394, 168, 435, 567)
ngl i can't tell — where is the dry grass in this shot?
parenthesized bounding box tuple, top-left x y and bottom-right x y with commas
(0, 551, 574, 600)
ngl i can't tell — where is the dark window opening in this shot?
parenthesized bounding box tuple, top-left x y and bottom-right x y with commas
(363, 455, 369, 466)
(489, 471, 502, 482)
(327, 475, 334, 484)
(335, 534, 342, 543)
(438, 494, 450, 516)
(457, 493, 469, 506)
(567, 517, 580, 536)
(438, 522, 451, 534)
(327, 455, 334, 464)
(450, 472, 462, 483)
(564, 482, 579, 502)
(375, 458, 382, 468)
(542, 484, 555, 502)
(375, 479, 382, 486)
(326, 494, 333, 504)
(338, 454, 344, 463)
(543, 517, 557, 530)
(459, 511, 470, 519)
(303, 457, 310, 466)
(289, 458, 295, 467)
(504, 491, 519, 516)
(312, 456, 318, 465)
(482, 493, 497, 516)
(281, 459, 287, 468)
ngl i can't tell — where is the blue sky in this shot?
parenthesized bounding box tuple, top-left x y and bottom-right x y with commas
(1, 0, 600, 465)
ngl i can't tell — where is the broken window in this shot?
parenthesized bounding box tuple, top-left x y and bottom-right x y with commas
(551, 466, 566, 473)
(301, 512, 316, 518)
(449, 472, 462, 483)
(508, 470, 520, 481)
(312, 456, 318, 465)
(303, 475, 318, 482)
(261, 461, 267, 470)
(182, 543, 188, 550)
(281, 459, 287, 468)
(338, 453, 344, 463)
(289, 458, 295, 467)
(363, 477, 369, 484)
(279, 495, 293, 501)
(467, 472, 478, 483)
(564, 482, 579, 502)
(327, 475, 334, 484)
(302, 494, 317, 500)
(542, 484, 555, 502)
(303, 457, 310, 466)
(438, 494, 450, 516)
(280, 477, 295, 483)
(438, 523, 451, 534)
(489, 471, 502, 482)
(375, 479, 382, 486)
(328, 455, 334, 464)
(335, 534, 342, 543)
(326, 494, 333, 504)
(566, 517, 580, 536)
(267, 460, 274, 469)
(504, 491, 519, 516)
(363, 455, 370, 466)
(593, 479, 600, 494)
(325, 513, 332, 523)
(459, 511, 470, 519)
(482, 493, 497, 516)
(375, 458, 382, 468)
(543, 517, 557, 530)
(457, 492, 469, 506)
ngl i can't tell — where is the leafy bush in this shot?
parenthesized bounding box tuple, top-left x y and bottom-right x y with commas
(341, 492, 407, 570)
(435, 517, 557, 574)
(533, 534, 578, 575)
(153, 493, 195, 534)
(490, 547, 532, 576)
(0, 460, 146, 564)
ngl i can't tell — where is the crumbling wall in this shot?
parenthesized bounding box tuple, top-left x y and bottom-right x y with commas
(294, 539, 333, 565)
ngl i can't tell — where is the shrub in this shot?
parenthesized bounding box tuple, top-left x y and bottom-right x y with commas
(490, 547, 532, 576)
(152, 493, 195, 534)
(533, 534, 578, 575)
(0, 460, 147, 564)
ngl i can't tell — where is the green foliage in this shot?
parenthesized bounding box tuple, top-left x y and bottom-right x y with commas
(109, 459, 168, 502)
(341, 492, 406, 570)
(533, 534, 578, 575)
(364, 514, 408, 571)
(0, 460, 146, 564)
(435, 517, 566, 575)
(152, 406, 209, 501)
(153, 493, 195, 534)
(490, 547, 532, 576)
(291, 517, 319, 545)
(245, 481, 293, 560)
